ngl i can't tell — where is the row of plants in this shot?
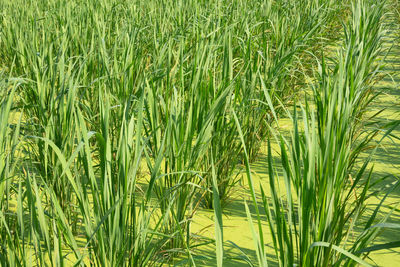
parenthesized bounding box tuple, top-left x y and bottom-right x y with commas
(1, 0, 397, 266)
(234, 0, 400, 266)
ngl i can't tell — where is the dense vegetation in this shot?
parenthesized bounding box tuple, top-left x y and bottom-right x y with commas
(0, 0, 398, 266)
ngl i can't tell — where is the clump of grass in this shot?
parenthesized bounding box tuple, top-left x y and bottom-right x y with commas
(0, 77, 30, 265)
(238, 0, 400, 266)
(0, 76, 20, 264)
(73, 91, 171, 266)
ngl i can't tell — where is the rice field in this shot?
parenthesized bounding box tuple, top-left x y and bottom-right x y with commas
(1, 0, 399, 266)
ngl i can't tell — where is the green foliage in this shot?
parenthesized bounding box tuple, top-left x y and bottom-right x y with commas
(237, 1, 400, 266)
(0, 0, 397, 266)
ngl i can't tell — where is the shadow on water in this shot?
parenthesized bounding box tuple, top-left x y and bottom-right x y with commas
(190, 243, 279, 267)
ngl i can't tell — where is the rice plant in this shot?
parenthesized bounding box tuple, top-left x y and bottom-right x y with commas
(239, 0, 400, 266)
(0, 0, 398, 266)
(0, 76, 21, 264)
